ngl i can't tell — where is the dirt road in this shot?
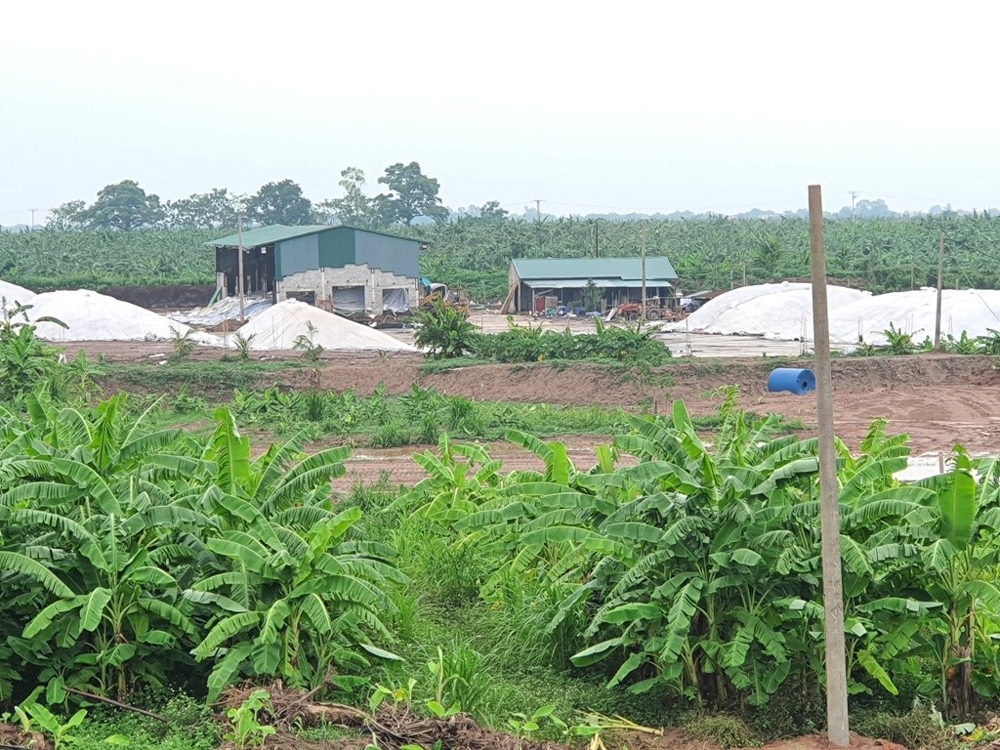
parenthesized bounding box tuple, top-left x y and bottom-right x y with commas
(70, 340, 1000, 488)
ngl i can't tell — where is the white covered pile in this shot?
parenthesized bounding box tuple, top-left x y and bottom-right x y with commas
(235, 299, 417, 352)
(673, 282, 1000, 346)
(831, 288, 1000, 345)
(0, 279, 36, 307)
(24, 289, 220, 344)
(678, 282, 871, 340)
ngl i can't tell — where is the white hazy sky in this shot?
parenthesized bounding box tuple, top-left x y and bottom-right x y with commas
(2, 0, 999, 224)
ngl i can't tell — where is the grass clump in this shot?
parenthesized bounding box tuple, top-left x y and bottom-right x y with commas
(853, 700, 958, 750)
(70, 694, 219, 750)
(683, 713, 759, 749)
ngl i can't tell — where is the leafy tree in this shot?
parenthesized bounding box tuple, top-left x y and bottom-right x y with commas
(79, 181, 166, 231)
(376, 162, 449, 226)
(582, 279, 602, 312)
(316, 168, 375, 228)
(480, 201, 509, 221)
(167, 188, 242, 229)
(247, 180, 312, 226)
(45, 201, 87, 231)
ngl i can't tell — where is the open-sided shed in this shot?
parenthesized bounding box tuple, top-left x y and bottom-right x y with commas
(207, 225, 427, 313)
(508, 257, 679, 313)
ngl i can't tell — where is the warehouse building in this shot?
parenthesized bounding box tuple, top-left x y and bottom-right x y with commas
(207, 225, 426, 313)
(506, 257, 679, 313)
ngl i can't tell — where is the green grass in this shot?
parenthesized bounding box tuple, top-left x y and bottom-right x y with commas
(420, 356, 484, 374)
(69, 694, 219, 750)
(100, 360, 299, 394)
(342, 480, 675, 734)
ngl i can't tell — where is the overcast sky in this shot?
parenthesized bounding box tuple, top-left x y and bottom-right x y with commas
(2, 0, 998, 224)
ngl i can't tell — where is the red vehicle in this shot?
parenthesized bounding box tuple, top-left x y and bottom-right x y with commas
(613, 296, 682, 322)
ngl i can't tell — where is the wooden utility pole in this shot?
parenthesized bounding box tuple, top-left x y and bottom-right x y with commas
(808, 184, 849, 747)
(934, 234, 945, 350)
(640, 222, 648, 321)
(237, 215, 246, 323)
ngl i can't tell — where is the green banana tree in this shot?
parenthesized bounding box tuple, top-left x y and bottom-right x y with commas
(905, 448, 1000, 718)
(184, 409, 403, 700)
(0, 393, 204, 701)
(188, 501, 404, 701)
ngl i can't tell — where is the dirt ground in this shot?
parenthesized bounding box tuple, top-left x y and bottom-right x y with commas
(69, 339, 1000, 489)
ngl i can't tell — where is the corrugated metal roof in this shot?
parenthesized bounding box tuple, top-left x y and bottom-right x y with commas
(206, 224, 430, 248)
(206, 225, 329, 248)
(525, 278, 674, 289)
(512, 257, 677, 281)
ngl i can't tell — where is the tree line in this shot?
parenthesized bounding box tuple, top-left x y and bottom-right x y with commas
(15, 165, 1000, 300)
(45, 162, 452, 232)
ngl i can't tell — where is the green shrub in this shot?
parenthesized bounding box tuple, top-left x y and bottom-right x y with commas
(469, 317, 670, 365)
(415, 302, 476, 358)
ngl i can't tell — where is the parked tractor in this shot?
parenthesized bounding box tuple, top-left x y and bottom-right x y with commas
(419, 282, 471, 317)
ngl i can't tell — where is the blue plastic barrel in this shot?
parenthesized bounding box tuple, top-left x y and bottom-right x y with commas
(767, 368, 816, 396)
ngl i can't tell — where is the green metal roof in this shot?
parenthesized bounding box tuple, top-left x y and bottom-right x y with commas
(206, 225, 329, 248)
(206, 224, 431, 248)
(525, 278, 674, 289)
(512, 257, 677, 282)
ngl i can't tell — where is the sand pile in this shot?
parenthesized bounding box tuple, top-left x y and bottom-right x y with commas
(0, 279, 35, 307)
(24, 289, 221, 344)
(235, 299, 417, 352)
(678, 282, 871, 339)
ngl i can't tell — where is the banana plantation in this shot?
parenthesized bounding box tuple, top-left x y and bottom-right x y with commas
(2, 383, 999, 730)
(3, 212, 1000, 298)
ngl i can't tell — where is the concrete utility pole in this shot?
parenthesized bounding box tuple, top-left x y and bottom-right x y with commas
(237, 215, 246, 323)
(934, 234, 945, 350)
(29, 208, 37, 228)
(594, 219, 601, 258)
(808, 184, 850, 747)
(640, 223, 648, 322)
(534, 199, 542, 222)
(849, 190, 859, 220)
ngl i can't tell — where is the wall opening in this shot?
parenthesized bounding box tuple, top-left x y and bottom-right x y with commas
(332, 286, 366, 311)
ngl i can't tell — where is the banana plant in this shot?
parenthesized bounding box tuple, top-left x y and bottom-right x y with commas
(902, 448, 1000, 718)
(184, 409, 402, 700)
(187, 503, 404, 701)
(482, 399, 824, 705)
(0, 394, 204, 701)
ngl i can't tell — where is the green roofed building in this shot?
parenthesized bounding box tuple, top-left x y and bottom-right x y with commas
(508, 257, 679, 313)
(206, 225, 428, 313)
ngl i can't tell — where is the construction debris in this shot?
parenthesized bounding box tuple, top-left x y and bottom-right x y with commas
(168, 295, 274, 327)
(219, 684, 561, 750)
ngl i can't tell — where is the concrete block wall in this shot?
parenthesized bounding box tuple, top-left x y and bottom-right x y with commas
(276, 264, 420, 311)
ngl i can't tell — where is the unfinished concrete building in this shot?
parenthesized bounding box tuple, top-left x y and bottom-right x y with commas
(206, 225, 426, 313)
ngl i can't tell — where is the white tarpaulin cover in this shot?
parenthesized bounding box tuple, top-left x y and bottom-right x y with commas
(332, 286, 365, 311)
(382, 288, 410, 313)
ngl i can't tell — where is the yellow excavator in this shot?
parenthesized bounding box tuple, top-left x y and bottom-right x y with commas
(419, 282, 470, 317)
